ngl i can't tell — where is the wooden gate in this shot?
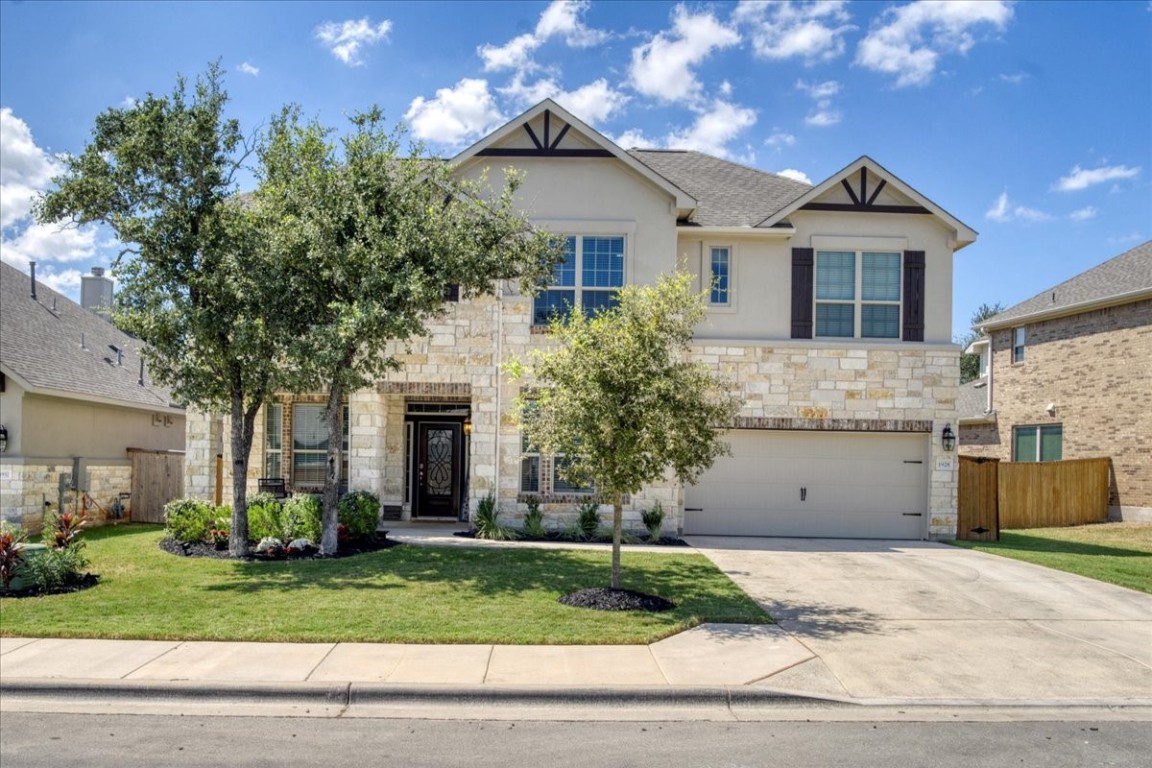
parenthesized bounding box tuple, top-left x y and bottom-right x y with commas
(998, 458, 1110, 529)
(958, 456, 999, 541)
(128, 449, 185, 523)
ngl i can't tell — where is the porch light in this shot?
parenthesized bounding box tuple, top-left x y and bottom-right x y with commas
(941, 424, 956, 452)
(0, 424, 7, 452)
(463, 416, 472, 437)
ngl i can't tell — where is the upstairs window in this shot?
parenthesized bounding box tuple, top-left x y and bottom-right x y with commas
(533, 235, 625, 324)
(708, 246, 731, 306)
(815, 250, 902, 339)
(1013, 327, 1026, 363)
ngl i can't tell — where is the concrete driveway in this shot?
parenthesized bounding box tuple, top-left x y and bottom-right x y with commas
(686, 537, 1152, 703)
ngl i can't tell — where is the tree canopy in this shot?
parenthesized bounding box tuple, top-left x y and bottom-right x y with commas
(511, 271, 742, 589)
(958, 302, 1004, 383)
(35, 64, 294, 556)
(255, 106, 562, 554)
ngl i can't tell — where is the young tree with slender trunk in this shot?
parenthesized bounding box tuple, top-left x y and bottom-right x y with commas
(255, 107, 560, 555)
(35, 65, 295, 557)
(509, 272, 742, 589)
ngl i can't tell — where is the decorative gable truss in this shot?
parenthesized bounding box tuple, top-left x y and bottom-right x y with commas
(476, 109, 612, 158)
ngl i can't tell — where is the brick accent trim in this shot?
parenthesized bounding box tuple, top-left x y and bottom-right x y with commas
(377, 382, 473, 396)
(732, 416, 933, 433)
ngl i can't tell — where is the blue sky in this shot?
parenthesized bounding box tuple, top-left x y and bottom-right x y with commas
(2, 0, 1149, 337)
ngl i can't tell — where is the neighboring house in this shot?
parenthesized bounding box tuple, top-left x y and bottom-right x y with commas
(185, 99, 976, 540)
(958, 241, 1152, 521)
(0, 261, 186, 528)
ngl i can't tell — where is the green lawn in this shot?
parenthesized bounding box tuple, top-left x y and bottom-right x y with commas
(950, 522, 1152, 594)
(0, 525, 768, 644)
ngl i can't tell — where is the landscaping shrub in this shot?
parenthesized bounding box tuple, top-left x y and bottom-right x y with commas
(641, 501, 665, 542)
(577, 501, 601, 540)
(209, 517, 231, 549)
(42, 508, 87, 550)
(0, 522, 27, 593)
(522, 498, 545, 538)
(22, 545, 88, 591)
(164, 498, 216, 544)
(474, 494, 516, 540)
(247, 494, 283, 541)
(338, 490, 380, 539)
(280, 495, 322, 543)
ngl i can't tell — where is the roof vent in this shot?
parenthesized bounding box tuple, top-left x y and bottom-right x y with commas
(29, 261, 37, 300)
(108, 344, 123, 366)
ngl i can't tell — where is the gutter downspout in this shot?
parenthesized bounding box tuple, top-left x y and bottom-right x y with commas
(984, 330, 994, 415)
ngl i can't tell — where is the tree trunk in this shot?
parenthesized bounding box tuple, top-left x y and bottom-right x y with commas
(319, 383, 344, 556)
(611, 494, 623, 590)
(228, 391, 260, 558)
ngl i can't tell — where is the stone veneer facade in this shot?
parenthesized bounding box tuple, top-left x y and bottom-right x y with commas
(188, 289, 961, 539)
(960, 299, 1152, 519)
(0, 459, 133, 533)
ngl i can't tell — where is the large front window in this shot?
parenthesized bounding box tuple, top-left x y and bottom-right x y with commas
(264, 404, 282, 479)
(292, 404, 349, 487)
(533, 235, 625, 324)
(815, 250, 901, 338)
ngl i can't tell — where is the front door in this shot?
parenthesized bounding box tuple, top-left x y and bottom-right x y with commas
(415, 422, 461, 518)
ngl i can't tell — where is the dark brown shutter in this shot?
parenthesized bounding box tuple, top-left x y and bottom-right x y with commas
(791, 247, 814, 339)
(902, 250, 925, 341)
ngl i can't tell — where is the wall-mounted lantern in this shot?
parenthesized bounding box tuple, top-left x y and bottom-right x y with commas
(463, 416, 473, 437)
(941, 424, 956, 453)
(0, 424, 7, 452)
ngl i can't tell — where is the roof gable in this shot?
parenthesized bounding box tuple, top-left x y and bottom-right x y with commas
(449, 99, 696, 212)
(759, 156, 978, 249)
(981, 239, 1152, 329)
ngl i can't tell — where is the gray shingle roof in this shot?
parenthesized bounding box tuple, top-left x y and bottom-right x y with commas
(0, 261, 178, 410)
(958, 377, 992, 421)
(627, 149, 812, 227)
(984, 240, 1152, 327)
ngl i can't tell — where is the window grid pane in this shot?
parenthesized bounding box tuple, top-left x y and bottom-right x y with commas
(520, 456, 540, 493)
(1013, 427, 1038, 462)
(710, 247, 730, 304)
(581, 237, 625, 288)
(553, 457, 593, 494)
(533, 289, 575, 324)
(815, 303, 854, 337)
(552, 236, 576, 286)
(816, 251, 855, 300)
(1040, 425, 1063, 461)
(581, 290, 619, 315)
(861, 304, 900, 338)
(862, 252, 900, 301)
(264, 404, 282, 479)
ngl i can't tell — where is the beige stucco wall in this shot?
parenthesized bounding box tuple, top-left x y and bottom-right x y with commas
(20, 394, 183, 458)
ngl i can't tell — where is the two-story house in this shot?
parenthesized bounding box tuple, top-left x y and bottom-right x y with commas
(184, 100, 976, 540)
(959, 241, 1152, 521)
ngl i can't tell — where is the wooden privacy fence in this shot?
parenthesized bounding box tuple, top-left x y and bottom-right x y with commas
(128, 448, 185, 523)
(957, 456, 1111, 538)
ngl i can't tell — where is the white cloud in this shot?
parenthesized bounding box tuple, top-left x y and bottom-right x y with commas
(629, 5, 740, 105)
(734, 0, 852, 63)
(765, 131, 797, 148)
(1053, 164, 1141, 192)
(479, 0, 607, 72)
(315, 18, 392, 66)
(120, 96, 138, 108)
(500, 75, 629, 125)
(665, 100, 757, 158)
(237, 62, 260, 77)
(1108, 231, 1144, 245)
(796, 79, 842, 127)
(405, 79, 505, 147)
(38, 267, 84, 293)
(776, 168, 812, 184)
(0, 107, 63, 229)
(1, 222, 98, 271)
(610, 128, 656, 149)
(1069, 206, 1098, 221)
(998, 72, 1027, 84)
(856, 0, 1013, 87)
(985, 191, 1050, 223)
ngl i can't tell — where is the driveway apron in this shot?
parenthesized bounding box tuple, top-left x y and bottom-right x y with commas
(686, 537, 1152, 702)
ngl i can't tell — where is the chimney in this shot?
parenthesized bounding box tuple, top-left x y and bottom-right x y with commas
(29, 261, 37, 300)
(82, 266, 115, 320)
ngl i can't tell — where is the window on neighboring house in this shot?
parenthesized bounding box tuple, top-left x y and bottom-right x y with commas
(292, 403, 349, 487)
(1012, 424, 1062, 462)
(708, 246, 731, 306)
(519, 417, 593, 496)
(1013, 327, 1026, 363)
(264, 403, 283, 479)
(533, 235, 625, 324)
(814, 250, 901, 338)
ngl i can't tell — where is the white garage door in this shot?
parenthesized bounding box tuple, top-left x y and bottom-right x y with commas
(684, 430, 929, 539)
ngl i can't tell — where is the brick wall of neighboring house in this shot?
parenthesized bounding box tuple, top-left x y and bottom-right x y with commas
(960, 421, 1001, 457)
(981, 299, 1152, 517)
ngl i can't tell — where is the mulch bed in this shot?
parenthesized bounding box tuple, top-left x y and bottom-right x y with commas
(558, 587, 675, 612)
(1, 573, 100, 599)
(159, 534, 399, 561)
(454, 530, 689, 547)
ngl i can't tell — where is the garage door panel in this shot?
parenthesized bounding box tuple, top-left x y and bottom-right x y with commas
(685, 431, 929, 539)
